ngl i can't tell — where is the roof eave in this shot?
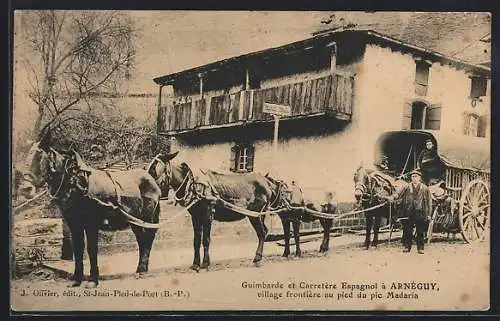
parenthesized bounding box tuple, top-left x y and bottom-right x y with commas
(153, 29, 491, 85)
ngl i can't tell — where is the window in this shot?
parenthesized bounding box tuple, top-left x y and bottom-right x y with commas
(470, 76, 487, 99)
(230, 144, 255, 172)
(402, 101, 441, 130)
(463, 113, 488, 137)
(238, 147, 249, 171)
(414, 60, 430, 96)
(410, 102, 426, 129)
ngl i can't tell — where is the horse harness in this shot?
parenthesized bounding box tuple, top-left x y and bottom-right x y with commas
(356, 169, 395, 205)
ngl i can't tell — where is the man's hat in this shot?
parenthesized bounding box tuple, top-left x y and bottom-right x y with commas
(410, 168, 422, 177)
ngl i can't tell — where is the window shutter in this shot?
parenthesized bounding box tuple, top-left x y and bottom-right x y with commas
(402, 101, 412, 130)
(425, 104, 442, 130)
(462, 113, 471, 135)
(470, 76, 487, 99)
(245, 146, 255, 172)
(230, 145, 238, 172)
(414, 61, 430, 96)
(478, 114, 488, 138)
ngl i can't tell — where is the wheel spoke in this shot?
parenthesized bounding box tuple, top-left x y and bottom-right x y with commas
(473, 219, 481, 240)
(463, 216, 471, 231)
(462, 211, 472, 220)
(474, 184, 484, 201)
(478, 192, 489, 205)
(464, 204, 474, 212)
(476, 212, 488, 223)
(465, 192, 473, 208)
(470, 185, 478, 202)
(478, 203, 490, 211)
(475, 217, 486, 231)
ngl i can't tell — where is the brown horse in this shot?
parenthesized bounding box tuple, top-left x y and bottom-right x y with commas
(353, 165, 406, 249)
(264, 176, 338, 257)
(18, 141, 161, 287)
(147, 152, 286, 271)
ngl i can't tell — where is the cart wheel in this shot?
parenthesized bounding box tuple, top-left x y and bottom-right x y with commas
(427, 206, 440, 244)
(459, 179, 490, 243)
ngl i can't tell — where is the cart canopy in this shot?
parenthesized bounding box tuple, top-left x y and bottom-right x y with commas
(374, 130, 490, 178)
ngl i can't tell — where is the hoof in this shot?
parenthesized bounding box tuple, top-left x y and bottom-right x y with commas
(69, 281, 82, 287)
(294, 252, 302, 258)
(135, 272, 145, 279)
(253, 261, 262, 268)
(200, 262, 210, 269)
(85, 281, 98, 288)
(190, 265, 200, 273)
(282, 252, 290, 258)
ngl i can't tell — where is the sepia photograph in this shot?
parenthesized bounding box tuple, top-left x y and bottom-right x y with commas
(10, 11, 491, 312)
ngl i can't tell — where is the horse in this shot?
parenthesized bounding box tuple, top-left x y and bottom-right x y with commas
(264, 176, 338, 257)
(147, 152, 287, 271)
(353, 165, 407, 249)
(18, 140, 162, 287)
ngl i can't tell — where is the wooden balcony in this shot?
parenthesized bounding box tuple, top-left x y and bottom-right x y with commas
(157, 73, 354, 134)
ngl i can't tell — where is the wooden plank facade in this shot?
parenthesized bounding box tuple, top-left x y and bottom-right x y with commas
(157, 73, 355, 133)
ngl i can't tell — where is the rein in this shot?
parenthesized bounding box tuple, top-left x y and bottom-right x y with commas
(48, 159, 71, 199)
(173, 170, 195, 204)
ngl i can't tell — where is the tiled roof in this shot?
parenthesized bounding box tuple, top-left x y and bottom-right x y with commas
(314, 12, 491, 65)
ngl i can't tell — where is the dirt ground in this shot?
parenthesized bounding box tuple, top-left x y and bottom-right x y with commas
(11, 236, 490, 312)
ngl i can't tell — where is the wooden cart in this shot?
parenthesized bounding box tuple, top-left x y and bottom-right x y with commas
(374, 130, 490, 244)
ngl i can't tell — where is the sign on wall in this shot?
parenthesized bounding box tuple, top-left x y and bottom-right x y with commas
(263, 103, 292, 117)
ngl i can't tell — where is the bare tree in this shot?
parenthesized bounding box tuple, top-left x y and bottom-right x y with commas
(19, 10, 137, 140)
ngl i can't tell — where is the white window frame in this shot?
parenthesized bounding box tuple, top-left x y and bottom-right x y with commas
(237, 147, 248, 171)
(464, 113, 480, 137)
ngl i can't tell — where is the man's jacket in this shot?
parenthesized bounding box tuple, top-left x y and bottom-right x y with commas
(393, 182, 432, 220)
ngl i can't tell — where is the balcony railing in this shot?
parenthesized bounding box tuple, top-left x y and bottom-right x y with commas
(157, 73, 355, 133)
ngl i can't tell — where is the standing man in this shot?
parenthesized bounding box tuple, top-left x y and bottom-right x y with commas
(384, 169, 432, 254)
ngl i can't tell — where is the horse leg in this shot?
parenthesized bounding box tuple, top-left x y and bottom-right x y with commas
(292, 218, 301, 257)
(140, 199, 160, 273)
(61, 217, 73, 261)
(248, 215, 267, 264)
(364, 214, 373, 249)
(372, 214, 382, 248)
(131, 224, 158, 276)
(67, 220, 84, 287)
(190, 212, 202, 272)
(131, 225, 147, 275)
(320, 218, 333, 253)
(84, 224, 100, 287)
(201, 203, 215, 269)
(280, 215, 291, 257)
(141, 229, 157, 273)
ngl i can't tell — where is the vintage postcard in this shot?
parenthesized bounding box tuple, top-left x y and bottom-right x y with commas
(11, 11, 491, 312)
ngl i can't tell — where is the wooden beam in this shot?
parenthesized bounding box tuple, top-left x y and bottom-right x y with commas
(157, 85, 163, 107)
(198, 73, 204, 99)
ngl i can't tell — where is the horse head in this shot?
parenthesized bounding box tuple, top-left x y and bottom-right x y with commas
(146, 151, 180, 198)
(264, 174, 304, 208)
(17, 141, 73, 199)
(353, 165, 373, 205)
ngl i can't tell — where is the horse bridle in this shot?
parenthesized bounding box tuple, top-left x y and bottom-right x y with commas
(21, 147, 74, 200)
(268, 179, 286, 210)
(150, 155, 196, 204)
(355, 168, 374, 203)
(150, 154, 173, 194)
